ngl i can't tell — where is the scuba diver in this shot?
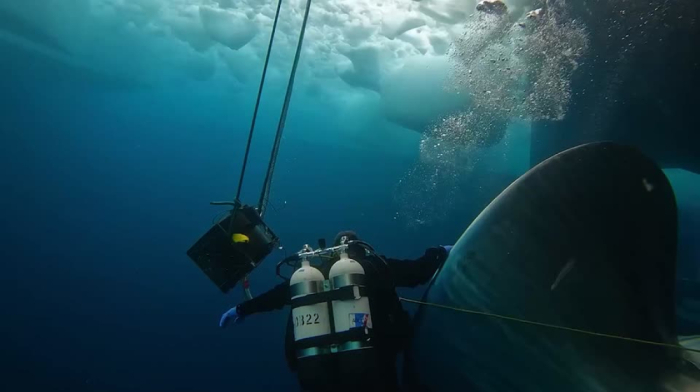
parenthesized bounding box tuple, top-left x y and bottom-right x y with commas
(219, 230, 452, 392)
(179, 1, 450, 389)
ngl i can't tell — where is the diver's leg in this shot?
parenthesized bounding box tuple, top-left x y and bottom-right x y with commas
(296, 355, 337, 392)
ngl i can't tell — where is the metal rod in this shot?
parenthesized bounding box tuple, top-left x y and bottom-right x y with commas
(257, 0, 313, 217)
(234, 0, 285, 202)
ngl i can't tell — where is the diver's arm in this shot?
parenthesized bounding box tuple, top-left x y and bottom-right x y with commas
(236, 281, 291, 317)
(383, 247, 448, 288)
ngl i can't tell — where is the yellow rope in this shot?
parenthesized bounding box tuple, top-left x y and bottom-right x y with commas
(399, 297, 700, 354)
(679, 336, 700, 346)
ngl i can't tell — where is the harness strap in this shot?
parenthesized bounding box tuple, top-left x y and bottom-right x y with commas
(294, 327, 373, 350)
(291, 286, 369, 309)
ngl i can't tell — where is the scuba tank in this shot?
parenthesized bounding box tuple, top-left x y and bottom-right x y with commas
(329, 248, 373, 352)
(287, 240, 393, 391)
(290, 250, 332, 356)
(288, 241, 375, 359)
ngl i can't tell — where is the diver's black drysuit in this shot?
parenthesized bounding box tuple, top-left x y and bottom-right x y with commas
(236, 244, 448, 392)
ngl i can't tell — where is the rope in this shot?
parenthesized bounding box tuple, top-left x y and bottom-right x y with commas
(258, 0, 313, 217)
(399, 297, 700, 354)
(680, 336, 700, 345)
(234, 0, 284, 202)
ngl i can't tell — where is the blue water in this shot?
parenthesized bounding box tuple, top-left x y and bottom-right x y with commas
(0, 73, 479, 390)
(2, 1, 699, 391)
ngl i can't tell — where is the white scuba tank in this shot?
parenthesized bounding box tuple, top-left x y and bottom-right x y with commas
(290, 258, 332, 341)
(329, 250, 372, 338)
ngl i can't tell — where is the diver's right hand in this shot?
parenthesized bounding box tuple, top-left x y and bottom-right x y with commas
(219, 305, 244, 328)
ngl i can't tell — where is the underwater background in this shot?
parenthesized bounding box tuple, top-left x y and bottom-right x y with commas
(1, 0, 698, 391)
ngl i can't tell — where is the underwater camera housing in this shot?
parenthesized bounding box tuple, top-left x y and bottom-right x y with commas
(187, 204, 279, 293)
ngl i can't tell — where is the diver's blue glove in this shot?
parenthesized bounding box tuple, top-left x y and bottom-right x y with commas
(441, 245, 453, 254)
(219, 306, 244, 328)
